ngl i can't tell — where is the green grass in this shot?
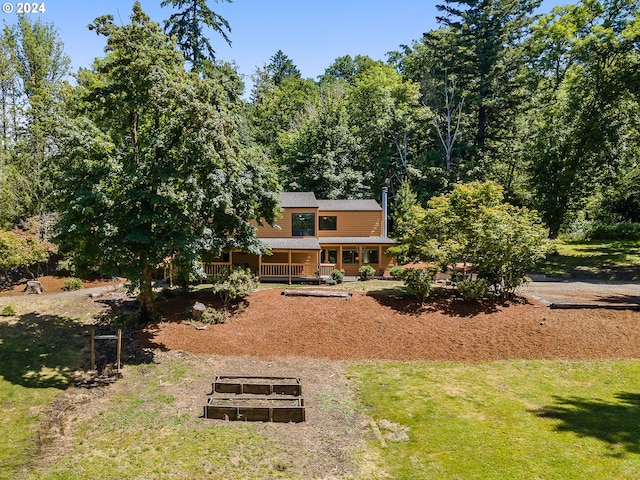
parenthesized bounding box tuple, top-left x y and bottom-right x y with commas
(22, 361, 293, 480)
(195, 278, 410, 295)
(0, 310, 87, 480)
(349, 360, 640, 480)
(537, 240, 640, 279)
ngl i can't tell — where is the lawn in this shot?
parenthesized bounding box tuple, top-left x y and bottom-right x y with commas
(537, 240, 640, 279)
(3, 281, 640, 479)
(350, 360, 640, 480)
(0, 302, 87, 480)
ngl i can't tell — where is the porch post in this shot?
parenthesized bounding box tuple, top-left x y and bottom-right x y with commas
(288, 249, 292, 284)
(338, 245, 343, 272)
(378, 246, 382, 275)
(258, 254, 262, 280)
(229, 250, 233, 268)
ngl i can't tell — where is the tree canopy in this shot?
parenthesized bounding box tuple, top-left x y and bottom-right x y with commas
(53, 2, 278, 320)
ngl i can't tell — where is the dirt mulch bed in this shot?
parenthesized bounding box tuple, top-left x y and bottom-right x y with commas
(0, 275, 122, 297)
(141, 289, 640, 362)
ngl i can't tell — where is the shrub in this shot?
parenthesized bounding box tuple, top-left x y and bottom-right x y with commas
(330, 269, 344, 284)
(325, 278, 337, 286)
(389, 265, 405, 279)
(358, 265, 376, 281)
(211, 266, 256, 310)
(1, 305, 16, 316)
(63, 277, 83, 291)
(391, 181, 548, 299)
(402, 268, 436, 303)
(201, 307, 228, 324)
(457, 279, 491, 301)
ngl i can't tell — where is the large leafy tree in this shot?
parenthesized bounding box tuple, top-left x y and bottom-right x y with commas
(278, 82, 372, 199)
(391, 181, 548, 296)
(526, 0, 640, 234)
(346, 60, 422, 198)
(161, 0, 231, 71)
(53, 3, 279, 320)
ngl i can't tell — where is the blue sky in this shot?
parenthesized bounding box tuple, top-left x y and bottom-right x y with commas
(0, 0, 561, 92)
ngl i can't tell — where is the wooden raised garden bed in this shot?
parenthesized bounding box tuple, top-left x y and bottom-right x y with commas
(204, 396, 305, 423)
(203, 375, 306, 423)
(210, 375, 302, 396)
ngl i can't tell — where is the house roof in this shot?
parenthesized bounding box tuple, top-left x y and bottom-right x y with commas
(316, 199, 382, 211)
(260, 238, 321, 250)
(278, 192, 382, 211)
(279, 192, 318, 208)
(319, 236, 396, 245)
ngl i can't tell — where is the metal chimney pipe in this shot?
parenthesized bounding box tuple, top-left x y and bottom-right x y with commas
(381, 187, 388, 237)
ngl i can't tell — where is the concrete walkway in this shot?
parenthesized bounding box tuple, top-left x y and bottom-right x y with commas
(518, 280, 640, 309)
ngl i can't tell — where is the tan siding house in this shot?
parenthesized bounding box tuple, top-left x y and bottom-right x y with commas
(204, 192, 396, 283)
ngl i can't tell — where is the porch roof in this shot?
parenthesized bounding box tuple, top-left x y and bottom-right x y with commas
(261, 237, 322, 250)
(319, 236, 396, 245)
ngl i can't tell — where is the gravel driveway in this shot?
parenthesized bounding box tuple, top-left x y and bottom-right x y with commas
(518, 280, 640, 308)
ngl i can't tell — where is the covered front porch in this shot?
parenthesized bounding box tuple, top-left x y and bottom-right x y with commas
(318, 237, 396, 277)
(203, 238, 327, 284)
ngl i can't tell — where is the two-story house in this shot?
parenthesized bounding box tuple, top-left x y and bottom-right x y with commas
(203, 192, 396, 283)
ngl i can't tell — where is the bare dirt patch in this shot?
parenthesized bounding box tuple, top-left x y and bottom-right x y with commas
(0, 275, 123, 298)
(144, 288, 640, 362)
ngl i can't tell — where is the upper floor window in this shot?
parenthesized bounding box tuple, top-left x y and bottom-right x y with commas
(292, 213, 315, 236)
(319, 215, 337, 230)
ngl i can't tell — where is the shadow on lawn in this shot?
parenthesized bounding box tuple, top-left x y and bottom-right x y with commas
(0, 310, 154, 389)
(534, 393, 640, 455)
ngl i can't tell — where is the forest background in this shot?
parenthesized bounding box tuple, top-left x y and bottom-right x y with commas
(0, 0, 638, 277)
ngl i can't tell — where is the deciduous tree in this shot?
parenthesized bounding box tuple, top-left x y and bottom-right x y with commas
(53, 3, 278, 321)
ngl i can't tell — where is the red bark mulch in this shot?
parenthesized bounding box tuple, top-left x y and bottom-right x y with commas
(141, 288, 640, 361)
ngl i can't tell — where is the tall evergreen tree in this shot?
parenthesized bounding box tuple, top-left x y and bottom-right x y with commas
(0, 17, 69, 227)
(435, 0, 541, 155)
(161, 0, 232, 71)
(265, 50, 301, 86)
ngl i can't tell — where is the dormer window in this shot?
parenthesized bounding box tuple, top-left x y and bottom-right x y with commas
(292, 213, 315, 236)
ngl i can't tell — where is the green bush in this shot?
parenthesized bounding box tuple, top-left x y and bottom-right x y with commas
(391, 181, 548, 298)
(211, 267, 256, 310)
(402, 268, 436, 303)
(201, 307, 228, 324)
(566, 220, 640, 241)
(325, 278, 337, 286)
(358, 265, 376, 281)
(330, 269, 344, 284)
(1, 304, 16, 316)
(63, 277, 83, 291)
(457, 279, 491, 301)
(389, 265, 405, 279)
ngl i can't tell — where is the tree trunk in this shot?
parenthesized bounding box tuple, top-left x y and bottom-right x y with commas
(138, 264, 155, 322)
